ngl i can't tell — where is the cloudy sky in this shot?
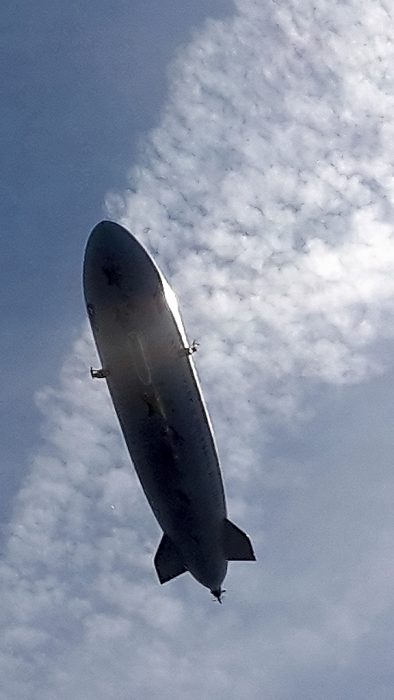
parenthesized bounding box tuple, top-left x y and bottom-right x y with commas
(2, 1, 394, 697)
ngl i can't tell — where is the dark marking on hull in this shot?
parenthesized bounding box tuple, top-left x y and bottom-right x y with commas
(102, 261, 122, 286)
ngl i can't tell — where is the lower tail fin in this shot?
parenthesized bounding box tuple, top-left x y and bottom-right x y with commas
(154, 533, 187, 584)
(223, 518, 256, 561)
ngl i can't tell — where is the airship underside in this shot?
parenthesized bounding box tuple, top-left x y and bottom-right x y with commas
(83, 221, 255, 601)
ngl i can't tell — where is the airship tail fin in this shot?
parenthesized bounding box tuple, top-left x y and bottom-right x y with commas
(154, 533, 187, 584)
(223, 519, 256, 561)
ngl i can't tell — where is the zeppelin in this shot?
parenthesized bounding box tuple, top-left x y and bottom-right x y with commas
(83, 220, 255, 602)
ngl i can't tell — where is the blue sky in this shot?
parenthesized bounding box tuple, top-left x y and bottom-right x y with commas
(2, 1, 394, 698)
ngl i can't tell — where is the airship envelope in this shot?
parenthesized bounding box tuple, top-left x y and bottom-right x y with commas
(83, 220, 255, 602)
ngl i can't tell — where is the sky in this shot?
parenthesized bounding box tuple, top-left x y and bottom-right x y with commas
(2, 1, 394, 698)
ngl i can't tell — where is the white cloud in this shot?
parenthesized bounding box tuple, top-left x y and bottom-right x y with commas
(2, 1, 394, 698)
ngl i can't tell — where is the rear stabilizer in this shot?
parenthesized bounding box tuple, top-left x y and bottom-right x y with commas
(154, 533, 187, 584)
(223, 518, 256, 561)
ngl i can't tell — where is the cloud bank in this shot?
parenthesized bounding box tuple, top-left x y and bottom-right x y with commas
(2, 1, 394, 698)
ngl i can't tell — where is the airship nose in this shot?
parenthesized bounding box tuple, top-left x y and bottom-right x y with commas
(85, 220, 131, 260)
(83, 220, 160, 305)
(90, 219, 126, 241)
